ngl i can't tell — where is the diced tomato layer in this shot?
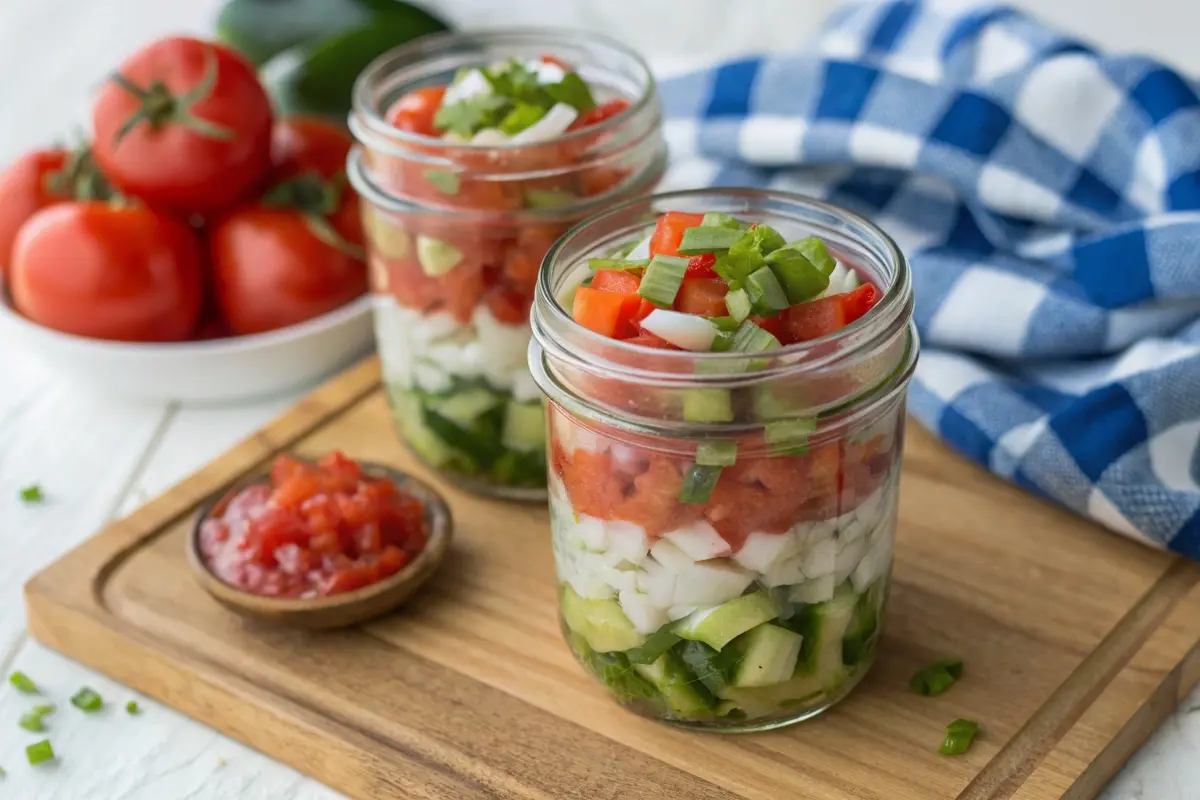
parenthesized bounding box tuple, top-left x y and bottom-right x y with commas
(675, 277, 728, 317)
(779, 296, 848, 343)
(621, 331, 676, 349)
(386, 86, 446, 136)
(841, 282, 879, 323)
(573, 286, 643, 338)
(198, 452, 429, 599)
(648, 212, 705, 258)
(590, 269, 640, 295)
(550, 416, 897, 549)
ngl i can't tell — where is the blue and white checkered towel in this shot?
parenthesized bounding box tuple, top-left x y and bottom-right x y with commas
(659, 0, 1200, 559)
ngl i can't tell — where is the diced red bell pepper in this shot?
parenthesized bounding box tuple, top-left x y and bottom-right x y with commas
(841, 282, 879, 323)
(570, 98, 631, 130)
(749, 313, 786, 341)
(573, 286, 642, 338)
(590, 268, 641, 295)
(675, 278, 729, 317)
(685, 252, 718, 278)
(779, 296, 848, 343)
(648, 211, 705, 258)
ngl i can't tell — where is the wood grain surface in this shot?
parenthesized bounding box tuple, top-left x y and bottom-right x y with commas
(24, 357, 1200, 800)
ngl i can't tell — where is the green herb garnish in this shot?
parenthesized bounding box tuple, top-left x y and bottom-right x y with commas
(435, 58, 596, 139)
(433, 93, 509, 138)
(25, 739, 54, 765)
(544, 72, 596, 112)
(909, 659, 964, 697)
(765, 242, 831, 303)
(938, 718, 980, 755)
(9, 672, 38, 694)
(18, 705, 55, 733)
(70, 687, 103, 712)
(19, 485, 43, 503)
(498, 102, 547, 134)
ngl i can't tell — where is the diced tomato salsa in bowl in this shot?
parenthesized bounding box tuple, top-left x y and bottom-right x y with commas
(197, 452, 431, 599)
(349, 31, 665, 500)
(528, 191, 919, 731)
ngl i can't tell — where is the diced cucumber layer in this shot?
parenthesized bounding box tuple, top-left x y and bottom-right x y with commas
(416, 235, 463, 277)
(426, 387, 504, 427)
(675, 591, 779, 651)
(502, 400, 546, 453)
(561, 585, 646, 653)
(731, 624, 803, 688)
(633, 653, 714, 718)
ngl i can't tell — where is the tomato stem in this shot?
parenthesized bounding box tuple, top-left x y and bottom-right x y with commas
(43, 145, 118, 203)
(262, 170, 365, 261)
(109, 45, 235, 147)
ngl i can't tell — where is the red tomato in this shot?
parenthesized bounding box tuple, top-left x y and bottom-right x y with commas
(271, 116, 353, 180)
(571, 99, 632, 130)
(91, 37, 273, 216)
(208, 179, 367, 335)
(10, 202, 203, 342)
(841, 282, 879, 323)
(591, 269, 640, 295)
(779, 296, 848, 343)
(387, 86, 446, 136)
(675, 278, 728, 317)
(484, 286, 530, 325)
(648, 211, 704, 258)
(0, 149, 69, 281)
(540, 54, 575, 71)
(685, 252, 718, 279)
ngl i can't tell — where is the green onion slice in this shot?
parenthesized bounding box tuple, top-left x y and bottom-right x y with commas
(764, 418, 817, 455)
(587, 257, 650, 271)
(19, 485, 44, 503)
(125, 700, 140, 715)
(792, 236, 837, 276)
(701, 212, 746, 230)
(422, 169, 460, 195)
(724, 288, 752, 323)
(730, 320, 781, 354)
(18, 705, 55, 733)
(677, 225, 743, 254)
(9, 672, 37, 694)
(678, 463, 723, 504)
(70, 687, 103, 712)
(696, 440, 738, 467)
(637, 255, 688, 307)
(909, 658, 964, 697)
(25, 739, 54, 765)
(746, 266, 790, 314)
(682, 389, 734, 423)
(938, 719, 980, 756)
(524, 188, 579, 208)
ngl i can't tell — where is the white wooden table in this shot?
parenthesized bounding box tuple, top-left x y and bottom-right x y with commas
(2, 1, 1199, 797)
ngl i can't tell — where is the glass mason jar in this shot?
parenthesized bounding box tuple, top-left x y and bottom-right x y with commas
(348, 30, 666, 500)
(528, 189, 919, 731)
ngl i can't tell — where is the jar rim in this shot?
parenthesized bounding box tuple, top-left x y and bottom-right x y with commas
(350, 27, 658, 155)
(529, 187, 920, 438)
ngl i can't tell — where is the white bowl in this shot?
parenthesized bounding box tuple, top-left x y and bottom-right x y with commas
(0, 294, 376, 403)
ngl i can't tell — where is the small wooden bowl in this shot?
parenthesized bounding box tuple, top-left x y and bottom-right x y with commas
(187, 462, 452, 630)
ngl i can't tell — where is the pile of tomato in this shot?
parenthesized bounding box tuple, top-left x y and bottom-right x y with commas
(198, 452, 430, 598)
(0, 36, 368, 343)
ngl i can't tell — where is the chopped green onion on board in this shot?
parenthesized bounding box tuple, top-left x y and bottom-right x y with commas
(18, 705, 55, 733)
(19, 485, 44, 503)
(70, 687, 104, 712)
(938, 719, 980, 756)
(25, 739, 54, 765)
(909, 659, 964, 697)
(9, 672, 38, 694)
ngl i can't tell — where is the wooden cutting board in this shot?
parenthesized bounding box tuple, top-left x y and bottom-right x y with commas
(25, 357, 1200, 800)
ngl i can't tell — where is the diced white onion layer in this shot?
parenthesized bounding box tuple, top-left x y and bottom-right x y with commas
(672, 560, 753, 606)
(443, 68, 493, 105)
(639, 309, 720, 351)
(789, 575, 836, 604)
(664, 520, 732, 561)
(471, 128, 510, 146)
(510, 103, 578, 143)
(527, 58, 567, 84)
(649, 539, 694, 573)
(733, 531, 799, 574)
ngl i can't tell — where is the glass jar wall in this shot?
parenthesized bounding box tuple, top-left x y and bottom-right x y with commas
(528, 189, 919, 730)
(349, 30, 666, 500)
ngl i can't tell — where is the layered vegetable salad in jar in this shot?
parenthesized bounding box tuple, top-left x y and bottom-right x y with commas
(528, 189, 918, 730)
(349, 31, 665, 499)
